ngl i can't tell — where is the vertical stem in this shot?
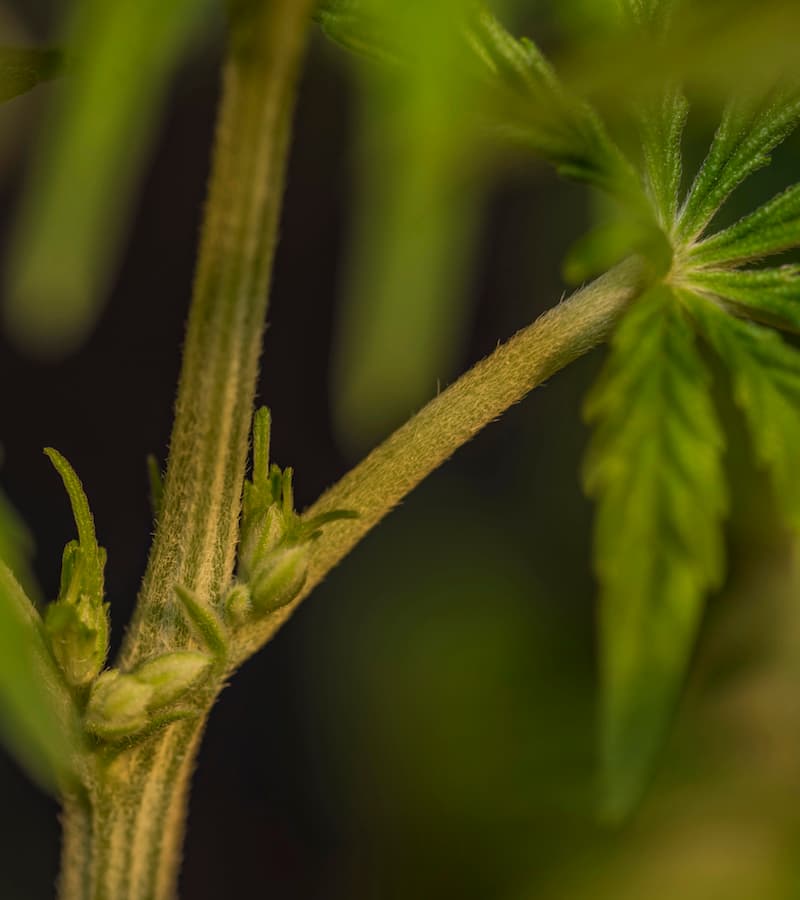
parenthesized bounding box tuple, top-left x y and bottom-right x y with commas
(120, 0, 314, 668)
(59, 2, 313, 898)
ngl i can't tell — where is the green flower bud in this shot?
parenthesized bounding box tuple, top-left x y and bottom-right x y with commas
(132, 651, 212, 708)
(240, 504, 286, 579)
(85, 670, 153, 739)
(45, 595, 108, 686)
(250, 543, 309, 614)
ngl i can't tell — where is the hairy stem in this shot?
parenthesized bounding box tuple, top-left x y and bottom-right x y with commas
(236, 257, 648, 659)
(120, 0, 314, 668)
(59, 1, 314, 898)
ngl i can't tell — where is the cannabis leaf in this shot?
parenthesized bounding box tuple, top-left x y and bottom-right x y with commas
(687, 267, 800, 332)
(686, 294, 800, 529)
(689, 182, 800, 267)
(583, 285, 728, 819)
(467, 8, 644, 204)
(677, 92, 800, 242)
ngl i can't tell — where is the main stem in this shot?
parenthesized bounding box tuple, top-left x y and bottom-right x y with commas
(58, 2, 313, 898)
(121, 0, 313, 669)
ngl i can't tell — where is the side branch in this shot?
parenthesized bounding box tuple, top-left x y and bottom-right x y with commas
(236, 257, 648, 659)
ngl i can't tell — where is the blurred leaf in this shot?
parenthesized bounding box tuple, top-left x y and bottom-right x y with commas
(0, 448, 38, 599)
(688, 293, 800, 531)
(689, 183, 800, 267)
(677, 91, 800, 242)
(315, 0, 399, 65)
(562, 0, 800, 113)
(0, 488, 38, 601)
(563, 216, 671, 284)
(619, 0, 676, 31)
(4, 0, 212, 356)
(0, 563, 81, 790)
(466, 8, 644, 205)
(583, 285, 728, 821)
(332, 0, 486, 448)
(0, 46, 63, 103)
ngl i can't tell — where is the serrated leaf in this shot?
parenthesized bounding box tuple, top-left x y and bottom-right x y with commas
(0, 563, 82, 790)
(5, 0, 211, 356)
(678, 91, 800, 242)
(688, 266, 800, 332)
(686, 291, 800, 530)
(639, 84, 688, 227)
(584, 285, 727, 820)
(0, 46, 64, 103)
(689, 182, 800, 267)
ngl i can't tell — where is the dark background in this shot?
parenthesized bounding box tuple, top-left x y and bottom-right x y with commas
(3, 3, 800, 899)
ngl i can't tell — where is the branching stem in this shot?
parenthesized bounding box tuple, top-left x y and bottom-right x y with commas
(58, 1, 314, 898)
(235, 257, 648, 659)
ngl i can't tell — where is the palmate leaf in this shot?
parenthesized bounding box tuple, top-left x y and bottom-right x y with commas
(5, 0, 212, 355)
(686, 292, 800, 529)
(690, 182, 800, 267)
(677, 91, 800, 242)
(687, 266, 800, 332)
(0, 47, 64, 103)
(584, 285, 728, 820)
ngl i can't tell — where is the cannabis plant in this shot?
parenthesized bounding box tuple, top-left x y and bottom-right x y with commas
(2, 0, 800, 896)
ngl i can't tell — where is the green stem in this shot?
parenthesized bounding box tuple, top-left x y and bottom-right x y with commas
(58, 1, 314, 898)
(120, 0, 314, 669)
(58, 719, 206, 900)
(235, 257, 648, 660)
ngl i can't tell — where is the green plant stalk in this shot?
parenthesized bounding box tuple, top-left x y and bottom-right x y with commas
(56, 7, 647, 891)
(57, 1, 314, 898)
(234, 256, 648, 660)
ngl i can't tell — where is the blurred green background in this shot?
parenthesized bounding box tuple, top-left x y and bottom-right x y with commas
(3, 0, 800, 897)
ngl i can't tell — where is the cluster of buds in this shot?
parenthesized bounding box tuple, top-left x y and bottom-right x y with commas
(42, 449, 109, 688)
(226, 408, 355, 623)
(84, 651, 212, 741)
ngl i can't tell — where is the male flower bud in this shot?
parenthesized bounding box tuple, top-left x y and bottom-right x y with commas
(85, 651, 212, 741)
(239, 505, 286, 580)
(45, 595, 108, 686)
(250, 543, 310, 614)
(133, 651, 212, 708)
(85, 670, 153, 739)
